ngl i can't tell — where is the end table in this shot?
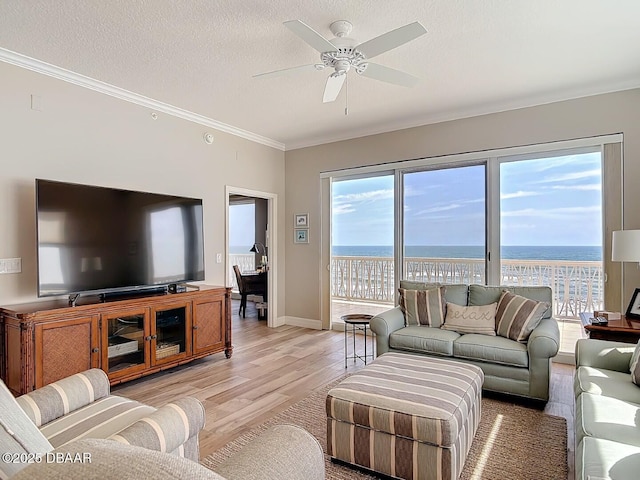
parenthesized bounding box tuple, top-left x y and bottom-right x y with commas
(342, 314, 374, 368)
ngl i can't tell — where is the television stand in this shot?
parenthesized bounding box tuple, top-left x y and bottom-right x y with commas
(0, 285, 232, 395)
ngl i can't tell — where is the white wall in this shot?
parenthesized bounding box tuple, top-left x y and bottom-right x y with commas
(284, 89, 640, 326)
(0, 62, 286, 311)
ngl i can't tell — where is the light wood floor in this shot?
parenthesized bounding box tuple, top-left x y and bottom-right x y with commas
(113, 300, 576, 479)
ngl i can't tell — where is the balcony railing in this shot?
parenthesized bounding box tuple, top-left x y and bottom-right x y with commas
(331, 256, 603, 319)
(229, 254, 255, 290)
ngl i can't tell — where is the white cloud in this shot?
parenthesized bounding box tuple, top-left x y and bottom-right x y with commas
(500, 191, 540, 200)
(416, 204, 461, 215)
(501, 205, 601, 218)
(534, 169, 601, 184)
(332, 204, 356, 215)
(549, 184, 601, 191)
(333, 188, 393, 203)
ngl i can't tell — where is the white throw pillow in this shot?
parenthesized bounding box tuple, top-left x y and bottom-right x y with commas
(441, 302, 497, 336)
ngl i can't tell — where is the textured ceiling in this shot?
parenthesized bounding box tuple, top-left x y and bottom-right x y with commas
(1, 1, 640, 150)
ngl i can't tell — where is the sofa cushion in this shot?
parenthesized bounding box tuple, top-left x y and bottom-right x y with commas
(0, 380, 54, 478)
(576, 436, 640, 480)
(398, 286, 447, 327)
(575, 392, 640, 448)
(40, 394, 156, 448)
(390, 325, 460, 356)
(630, 339, 640, 386)
(495, 290, 548, 342)
(453, 334, 529, 367)
(575, 366, 640, 405)
(399, 281, 468, 306)
(468, 284, 553, 319)
(441, 302, 497, 336)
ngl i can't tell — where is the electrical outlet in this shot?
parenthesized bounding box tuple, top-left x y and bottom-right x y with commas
(0, 258, 22, 274)
(216, 253, 222, 263)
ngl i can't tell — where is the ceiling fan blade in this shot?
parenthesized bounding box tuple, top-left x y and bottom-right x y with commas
(253, 64, 319, 79)
(359, 62, 420, 87)
(323, 74, 346, 103)
(284, 20, 336, 53)
(356, 22, 427, 59)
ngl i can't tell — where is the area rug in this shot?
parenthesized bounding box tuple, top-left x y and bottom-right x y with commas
(202, 376, 568, 480)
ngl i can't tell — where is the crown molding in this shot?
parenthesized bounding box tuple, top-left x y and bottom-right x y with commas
(0, 48, 285, 151)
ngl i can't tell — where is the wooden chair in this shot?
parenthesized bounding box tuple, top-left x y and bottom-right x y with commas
(233, 265, 265, 318)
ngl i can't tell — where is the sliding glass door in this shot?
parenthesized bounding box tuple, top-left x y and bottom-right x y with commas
(330, 175, 395, 323)
(499, 150, 603, 354)
(402, 164, 486, 284)
(326, 139, 609, 360)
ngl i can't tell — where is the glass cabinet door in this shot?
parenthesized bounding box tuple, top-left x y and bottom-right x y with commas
(152, 303, 190, 364)
(102, 308, 148, 377)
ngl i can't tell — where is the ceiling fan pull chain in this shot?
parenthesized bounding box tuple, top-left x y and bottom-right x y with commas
(345, 74, 349, 116)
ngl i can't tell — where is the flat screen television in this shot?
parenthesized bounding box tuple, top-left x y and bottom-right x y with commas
(36, 179, 204, 298)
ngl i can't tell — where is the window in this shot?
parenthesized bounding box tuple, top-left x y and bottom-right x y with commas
(331, 175, 395, 322)
(324, 135, 619, 361)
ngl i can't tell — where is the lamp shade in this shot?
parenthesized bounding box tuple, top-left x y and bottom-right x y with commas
(612, 230, 640, 262)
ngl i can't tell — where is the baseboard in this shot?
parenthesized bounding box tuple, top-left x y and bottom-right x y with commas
(283, 316, 322, 330)
(553, 352, 576, 365)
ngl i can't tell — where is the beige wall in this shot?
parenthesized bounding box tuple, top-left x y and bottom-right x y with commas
(285, 89, 640, 326)
(0, 62, 286, 313)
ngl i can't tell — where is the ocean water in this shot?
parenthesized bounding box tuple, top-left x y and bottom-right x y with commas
(232, 244, 602, 261)
(332, 245, 602, 261)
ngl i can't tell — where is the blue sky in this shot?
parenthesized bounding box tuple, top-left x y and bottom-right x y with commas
(229, 203, 255, 249)
(332, 152, 602, 246)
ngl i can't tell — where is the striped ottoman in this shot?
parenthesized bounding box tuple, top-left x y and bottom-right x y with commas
(326, 353, 484, 480)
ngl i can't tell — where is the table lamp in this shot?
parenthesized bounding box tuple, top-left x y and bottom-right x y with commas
(612, 229, 640, 317)
(250, 242, 267, 268)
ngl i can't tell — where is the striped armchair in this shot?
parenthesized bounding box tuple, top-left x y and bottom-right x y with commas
(2, 369, 325, 480)
(14, 369, 205, 461)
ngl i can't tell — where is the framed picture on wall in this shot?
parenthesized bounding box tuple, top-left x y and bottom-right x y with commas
(295, 213, 309, 227)
(294, 228, 309, 244)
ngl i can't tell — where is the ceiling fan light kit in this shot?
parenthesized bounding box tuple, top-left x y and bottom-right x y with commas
(254, 19, 427, 104)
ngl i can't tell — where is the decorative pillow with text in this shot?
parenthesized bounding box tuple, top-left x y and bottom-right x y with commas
(495, 290, 549, 342)
(398, 287, 447, 327)
(441, 302, 497, 336)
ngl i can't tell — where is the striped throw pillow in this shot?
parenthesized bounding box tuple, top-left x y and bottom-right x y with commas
(398, 287, 447, 327)
(441, 302, 497, 335)
(495, 290, 549, 342)
(630, 340, 640, 386)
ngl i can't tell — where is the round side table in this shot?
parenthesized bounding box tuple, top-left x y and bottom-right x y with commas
(342, 314, 374, 368)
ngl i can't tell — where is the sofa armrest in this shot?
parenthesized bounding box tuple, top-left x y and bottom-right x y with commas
(16, 369, 110, 427)
(109, 397, 205, 460)
(12, 438, 224, 480)
(527, 317, 560, 359)
(575, 338, 635, 373)
(370, 306, 405, 356)
(215, 424, 324, 480)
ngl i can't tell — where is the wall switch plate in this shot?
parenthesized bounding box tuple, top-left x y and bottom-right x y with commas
(216, 253, 222, 263)
(0, 258, 22, 274)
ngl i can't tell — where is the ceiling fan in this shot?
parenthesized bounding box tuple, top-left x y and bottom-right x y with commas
(254, 19, 428, 103)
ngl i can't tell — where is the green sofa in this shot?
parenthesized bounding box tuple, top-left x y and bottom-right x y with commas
(369, 282, 560, 401)
(574, 338, 640, 480)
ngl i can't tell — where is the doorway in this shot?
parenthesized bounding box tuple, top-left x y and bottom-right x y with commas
(226, 186, 277, 327)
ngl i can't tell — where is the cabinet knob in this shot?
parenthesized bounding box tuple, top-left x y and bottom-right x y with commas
(92, 348, 99, 353)
(145, 336, 152, 341)
(192, 325, 198, 330)
(151, 335, 157, 340)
